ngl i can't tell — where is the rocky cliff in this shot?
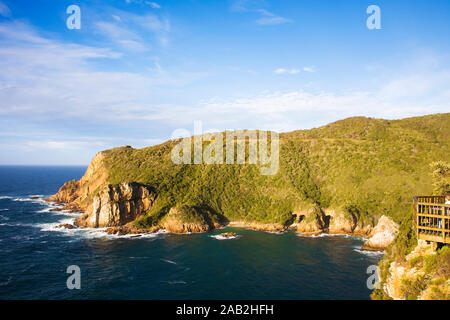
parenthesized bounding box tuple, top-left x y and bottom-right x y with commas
(74, 182, 156, 228)
(294, 206, 397, 250)
(46, 150, 109, 212)
(361, 215, 399, 251)
(382, 240, 449, 300)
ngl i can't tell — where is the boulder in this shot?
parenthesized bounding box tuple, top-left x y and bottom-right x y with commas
(161, 206, 225, 233)
(55, 223, 76, 229)
(361, 215, 398, 251)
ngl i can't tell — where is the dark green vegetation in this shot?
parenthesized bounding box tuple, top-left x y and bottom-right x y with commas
(430, 161, 450, 195)
(99, 113, 449, 230)
(373, 158, 450, 300)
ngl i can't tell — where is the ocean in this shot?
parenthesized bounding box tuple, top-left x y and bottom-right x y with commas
(0, 166, 383, 299)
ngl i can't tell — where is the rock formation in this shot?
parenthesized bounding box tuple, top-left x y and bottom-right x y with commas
(161, 206, 225, 233)
(74, 182, 156, 228)
(383, 240, 449, 300)
(294, 206, 374, 237)
(361, 215, 398, 251)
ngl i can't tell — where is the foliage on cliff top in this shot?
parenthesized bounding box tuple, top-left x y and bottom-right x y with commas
(373, 159, 450, 300)
(99, 113, 449, 226)
(430, 161, 450, 195)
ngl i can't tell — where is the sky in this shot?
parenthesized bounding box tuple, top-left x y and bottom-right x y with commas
(0, 0, 449, 165)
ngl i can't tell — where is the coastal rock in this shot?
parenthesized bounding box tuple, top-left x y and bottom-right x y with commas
(228, 221, 286, 232)
(384, 240, 438, 300)
(106, 224, 160, 235)
(220, 232, 237, 238)
(55, 223, 76, 229)
(295, 206, 327, 234)
(326, 209, 357, 234)
(361, 215, 398, 251)
(294, 206, 374, 237)
(46, 179, 80, 204)
(161, 206, 225, 233)
(74, 182, 156, 228)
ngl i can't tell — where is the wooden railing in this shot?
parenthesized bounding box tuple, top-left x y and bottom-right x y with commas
(414, 196, 450, 244)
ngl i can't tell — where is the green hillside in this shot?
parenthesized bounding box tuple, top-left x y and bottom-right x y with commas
(97, 113, 449, 229)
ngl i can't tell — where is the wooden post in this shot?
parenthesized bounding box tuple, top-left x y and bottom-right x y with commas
(442, 203, 445, 243)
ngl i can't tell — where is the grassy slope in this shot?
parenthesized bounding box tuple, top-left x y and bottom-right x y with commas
(97, 113, 449, 230)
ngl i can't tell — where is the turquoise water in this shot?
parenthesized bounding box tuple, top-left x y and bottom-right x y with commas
(0, 166, 382, 299)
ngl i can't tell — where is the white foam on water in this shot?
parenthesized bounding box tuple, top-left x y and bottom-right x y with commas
(297, 232, 329, 238)
(297, 232, 366, 241)
(168, 280, 186, 285)
(101, 230, 166, 240)
(0, 215, 9, 221)
(353, 246, 385, 256)
(37, 217, 167, 241)
(264, 231, 284, 235)
(0, 208, 9, 211)
(0, 196, 12, 200)
(210, 234, 240, 240)
(36, 218, 75, 231)
(13, 197, 32, 202)
(161, 259, 177, 265)
(0, 222, 30, 227)
(13, 197, 48, 206)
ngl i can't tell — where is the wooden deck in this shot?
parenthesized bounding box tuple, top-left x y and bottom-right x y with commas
(414, 196, 450, 244)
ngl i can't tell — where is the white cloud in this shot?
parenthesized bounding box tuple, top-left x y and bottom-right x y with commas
(256, 9, 292, 25)
(303, 66, 316, 73)
(126, 68, 450, 132)
(230, 0, 264, 12)
(145, 2, 161, 9)
(96, 11, 170, 49)
(0, 22, 448, 136)
(0, 1, 10, 18)
(0, 19, 449, 152)
(126, 0, 161, 8)
(274, 68, 301, 75)
(230, 3, 292, 26)
(0, 21, 204, 123)
(230, 0, 250, 12)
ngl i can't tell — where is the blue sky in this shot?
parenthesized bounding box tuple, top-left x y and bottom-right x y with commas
(0, 0, 449, 165)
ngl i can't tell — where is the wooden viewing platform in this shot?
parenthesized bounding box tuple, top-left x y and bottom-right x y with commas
(414, 195, 450, 245)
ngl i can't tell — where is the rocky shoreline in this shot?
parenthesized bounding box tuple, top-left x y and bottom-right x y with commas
(45, 196, 398, 251)
(43, 151, 398, 251)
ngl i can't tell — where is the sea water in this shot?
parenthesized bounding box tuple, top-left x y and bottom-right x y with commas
(0, 166, 382, 299)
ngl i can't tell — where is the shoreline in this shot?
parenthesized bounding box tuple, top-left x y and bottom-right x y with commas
(41, 196, 388, 251)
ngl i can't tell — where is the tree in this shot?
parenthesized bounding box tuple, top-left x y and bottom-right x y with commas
(430, 161, 450, 195)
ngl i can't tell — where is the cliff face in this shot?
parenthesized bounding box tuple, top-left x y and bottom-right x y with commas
(294, 207, 397, 249)
(47, 151, 109, 212)
(47, 179, 79, 204)
(74, 182, 156, 228)
(382, 240, 449, 300)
